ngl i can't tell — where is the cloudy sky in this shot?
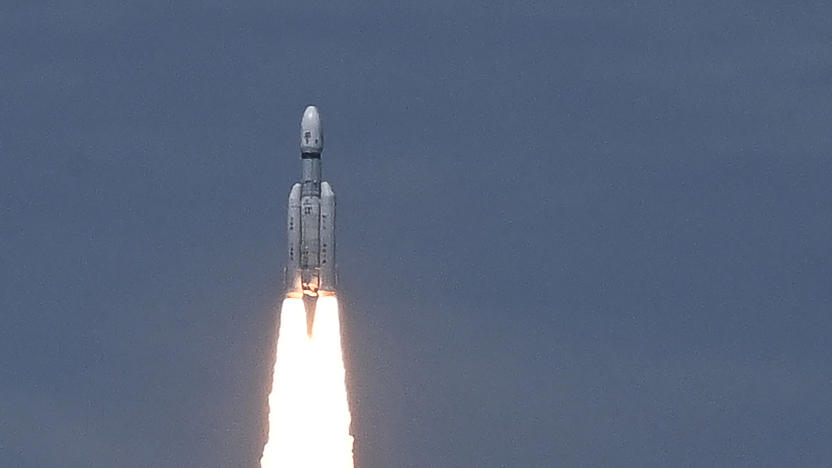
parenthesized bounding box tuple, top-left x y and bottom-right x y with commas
(2, 1, 831, 466)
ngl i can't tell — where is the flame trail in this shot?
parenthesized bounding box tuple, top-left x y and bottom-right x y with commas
(260, 298, 312, 466)
(260, 296, 354, 468)
(308, 296, 354, 467)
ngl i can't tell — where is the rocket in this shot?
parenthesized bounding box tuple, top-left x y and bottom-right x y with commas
(286, 106, 336, 302)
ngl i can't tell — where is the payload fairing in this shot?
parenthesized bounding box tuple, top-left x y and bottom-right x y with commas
(286, 106, 336, 299)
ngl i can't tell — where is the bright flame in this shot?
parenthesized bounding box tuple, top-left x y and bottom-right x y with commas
(260, 297, 354, 468)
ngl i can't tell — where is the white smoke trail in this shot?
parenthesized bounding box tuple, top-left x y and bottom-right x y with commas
(308, 296, 354, 467)
(260, 298, 312, 466)
(260, 296, 354, 468)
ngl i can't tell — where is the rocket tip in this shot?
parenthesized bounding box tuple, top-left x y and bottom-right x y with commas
(302, 105, 320, 123)
(300, 105, 324, 153)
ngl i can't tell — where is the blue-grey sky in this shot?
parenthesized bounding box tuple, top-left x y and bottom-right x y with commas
(2, 1, 831, 467)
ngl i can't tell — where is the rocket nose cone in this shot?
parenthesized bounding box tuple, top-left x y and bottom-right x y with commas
(300, 105, 324, 153)
(301, 106, 320, 128)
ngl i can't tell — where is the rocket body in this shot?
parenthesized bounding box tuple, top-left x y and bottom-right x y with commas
(286, 106, 336, 299)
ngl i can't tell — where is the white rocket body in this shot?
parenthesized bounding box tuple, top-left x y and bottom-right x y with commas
(287, 106, 336, 299)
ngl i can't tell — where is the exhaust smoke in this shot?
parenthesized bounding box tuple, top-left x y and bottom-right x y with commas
(260, 297, 354, 468)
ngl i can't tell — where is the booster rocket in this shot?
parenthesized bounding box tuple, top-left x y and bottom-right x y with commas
(286, 106, 336, 301)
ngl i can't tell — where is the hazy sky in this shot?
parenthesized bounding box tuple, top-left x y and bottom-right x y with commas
(2, 1, 831, 467)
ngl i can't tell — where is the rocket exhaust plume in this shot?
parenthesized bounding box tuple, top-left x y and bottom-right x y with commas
(260, 298, 313, 465)
(260, 297, 354, 468)
(260, 106, 354, 467)
(308, 296, 354, 466)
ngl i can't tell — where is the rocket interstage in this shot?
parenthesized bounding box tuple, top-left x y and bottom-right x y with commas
(286, 105, 337, 301)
